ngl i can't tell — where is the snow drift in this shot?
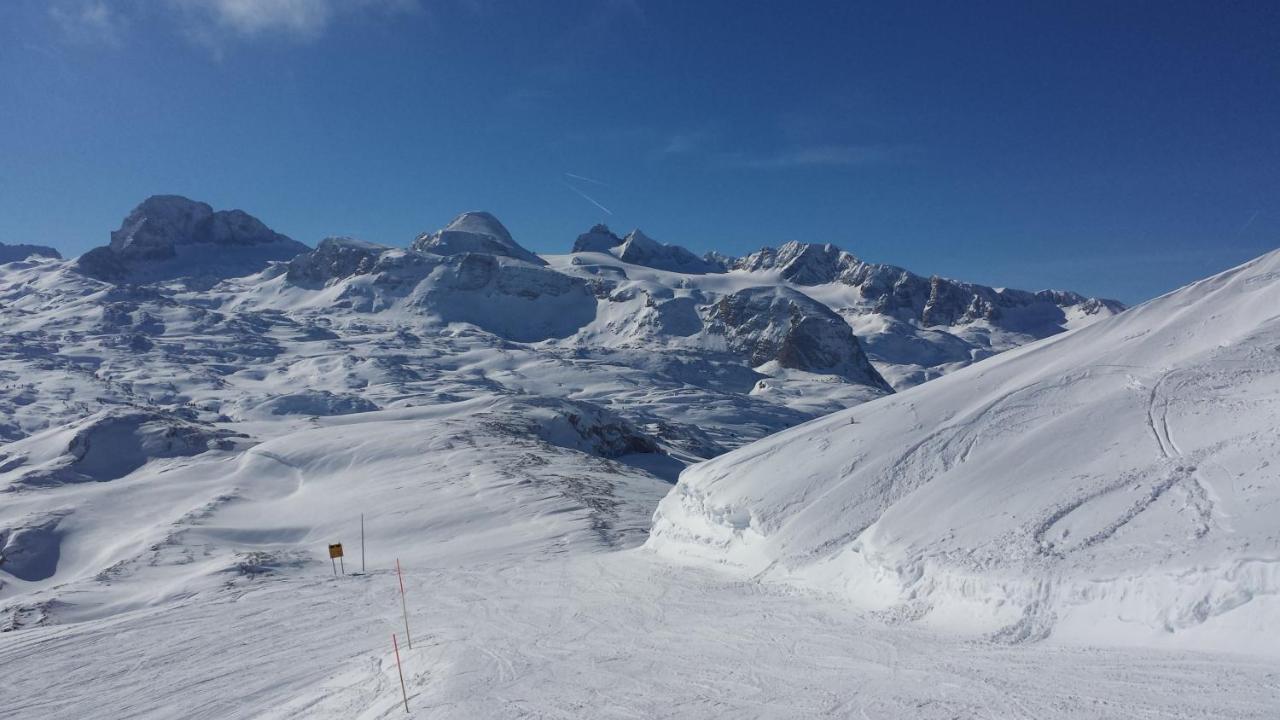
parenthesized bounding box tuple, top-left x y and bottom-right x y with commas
(648, 248, 1280, 655)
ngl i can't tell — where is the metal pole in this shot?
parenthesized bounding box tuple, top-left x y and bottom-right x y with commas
(397, 558, 412, 649)
(361, 513, 366, 574)
(392, 633, 409, 714)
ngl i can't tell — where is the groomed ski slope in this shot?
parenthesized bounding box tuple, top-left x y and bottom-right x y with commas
(650, 248, 1280, 655)
(5, 552, 1278, 719)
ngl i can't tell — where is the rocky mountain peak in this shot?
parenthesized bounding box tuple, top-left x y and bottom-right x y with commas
(572, 224, 624, 253)
(107, 195, 294, 260)
(0, 242, 62, 263)
(612, 229, 722, 274)
(411, 211, 546, 266)
(710, 286, 891, 390)
(734, 241, 859, 285)
(285, 237, 394, 287)
(75, 195, 306, 285)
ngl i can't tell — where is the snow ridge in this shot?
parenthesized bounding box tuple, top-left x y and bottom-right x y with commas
(649, 248, 1280, 655)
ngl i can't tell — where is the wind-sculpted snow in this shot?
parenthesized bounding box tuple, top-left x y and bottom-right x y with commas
(1, 409, 246, 489)
(649, 248, 1280, 656)
(231, 390, 380, 419)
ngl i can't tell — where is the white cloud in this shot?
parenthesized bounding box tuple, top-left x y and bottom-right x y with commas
(168, 0, 334, 38)
(50, 0, 420, 50)
(727, 144, 920, 169)
(50, 1, 127, 46)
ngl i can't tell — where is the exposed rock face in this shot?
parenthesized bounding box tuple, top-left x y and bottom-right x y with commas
(572, 224, 625, 254)
(735, 241, 848, 284)
(108, 195, 296, 259)
(613, 229, 722, 274)
(709, 287, 892, 390)
(75, 195, 307, 284)
(285, 237, 392, 287)
(570, 225, 722, 275)
(0, 243, 61, 263)
(735, 240, 1123, 327)
(412, 212, 546, 266)
(492, 397, 661, 459)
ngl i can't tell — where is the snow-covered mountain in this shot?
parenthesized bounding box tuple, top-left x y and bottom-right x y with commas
(0, 196, 1121, 448)
(649, 247, 1280, 655)
(3, 196, 1276, 717)
(571, 224, 717, 274)
(411, 210, 548, 266)
(0, 195, 1123, 618)
(73, 195, 308, 287)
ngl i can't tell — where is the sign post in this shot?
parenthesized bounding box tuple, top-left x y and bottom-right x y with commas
(329, 543, 345, 575)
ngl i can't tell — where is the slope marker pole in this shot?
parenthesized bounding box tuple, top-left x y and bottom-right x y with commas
(397, 558, 412, 649)
(361, 513, 366, 574)
(392, 633, 409, 714)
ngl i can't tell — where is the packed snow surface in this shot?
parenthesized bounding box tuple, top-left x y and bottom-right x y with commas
(650, 248, 1280, 656)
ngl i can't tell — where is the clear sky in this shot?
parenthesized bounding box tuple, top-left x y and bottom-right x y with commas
(1, 1, 1277, 303)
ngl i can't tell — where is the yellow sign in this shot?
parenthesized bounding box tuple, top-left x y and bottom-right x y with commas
(328, 543, 344, 559)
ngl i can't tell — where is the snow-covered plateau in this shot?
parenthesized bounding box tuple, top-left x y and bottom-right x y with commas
(1, 195, 1275, 718)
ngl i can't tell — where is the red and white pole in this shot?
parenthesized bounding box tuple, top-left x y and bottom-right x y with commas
(392, 633, 409, 714)
(397, 558, 412, 649)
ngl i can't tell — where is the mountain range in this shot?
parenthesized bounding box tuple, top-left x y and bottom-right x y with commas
(2, 194, 1276, 718)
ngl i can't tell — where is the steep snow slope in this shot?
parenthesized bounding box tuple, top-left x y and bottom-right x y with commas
(649, 248, 1280, 655)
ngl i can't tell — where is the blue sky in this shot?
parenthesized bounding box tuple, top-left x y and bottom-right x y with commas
(1, 1, 1277, 303)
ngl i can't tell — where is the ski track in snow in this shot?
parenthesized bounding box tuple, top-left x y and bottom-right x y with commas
(647, 248, 1280, 660)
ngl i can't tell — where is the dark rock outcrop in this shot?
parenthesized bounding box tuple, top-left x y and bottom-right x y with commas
(0, 243, 61, 264)
(285, 237, 392, 286)
(572, 224, 625, 253)
(74, 195, 307, 284)
(612, 229, 721, 274)
(734, 240, 1124, 328)
(710, 286, 892, 390)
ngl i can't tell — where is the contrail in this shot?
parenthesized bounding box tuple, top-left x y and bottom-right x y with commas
(1238, 210, 1260, 234)
(563, 180, 614, 215)
(563, 172, 609, 187)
